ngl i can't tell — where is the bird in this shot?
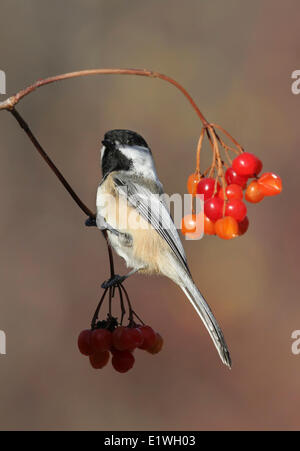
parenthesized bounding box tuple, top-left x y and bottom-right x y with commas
(94, 129, 231, 368)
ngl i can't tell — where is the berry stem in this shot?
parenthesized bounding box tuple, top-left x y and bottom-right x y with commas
(207, 130, 216, 178)
(196, 127, 205, 173)
(117, 285, 126, 326)
(210, 123, 244, 153)
(205, 127, 228, 207)
(108, 287, 113, 318)
(120, 284, 145, 326)
(216, 134, 239, 156)
(91, 288, 108, 329)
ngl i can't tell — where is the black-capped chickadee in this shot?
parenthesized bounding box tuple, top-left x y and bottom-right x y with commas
(95, 129, 231, 368)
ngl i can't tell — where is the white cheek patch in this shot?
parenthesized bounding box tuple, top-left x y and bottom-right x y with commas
(119, 145, 158, 179)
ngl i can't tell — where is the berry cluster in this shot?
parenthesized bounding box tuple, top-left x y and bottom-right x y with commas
(78, 324, 163, 373)
(182, 126, 282, 240)
(77, 283, 163, 373)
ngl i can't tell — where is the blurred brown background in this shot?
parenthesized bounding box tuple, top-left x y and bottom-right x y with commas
(0, 0, 298, 431)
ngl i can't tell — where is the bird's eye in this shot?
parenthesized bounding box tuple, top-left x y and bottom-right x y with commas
(102, 139, 115, 151)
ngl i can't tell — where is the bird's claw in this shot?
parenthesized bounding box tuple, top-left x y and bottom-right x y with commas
(101, 275, 126, 289)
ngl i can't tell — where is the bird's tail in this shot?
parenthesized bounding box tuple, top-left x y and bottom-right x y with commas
(179, 273, 231, 368)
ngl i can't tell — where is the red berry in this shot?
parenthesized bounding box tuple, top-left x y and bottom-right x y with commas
(196, 178, 220, 201)
(147, 333, 164, 354)
(218, 184, 243, 201)
(204, 197, 224, 222)
(112, 326, 136, 351)
(187, 173, 201, 196)
(225, 167, 248, 188)
(257, 172, 282, 196)
(232, 152, 262, 177)
(112, 350, 135, 373)
(138, 326, 157, 350)
(89, 350, 110, 369)
(91, 328, 112, 353)
(77, 329, 93, 356)
(128, 327, 144, 348)
(238, 216, 249, 236)
(225, 199, 247, 222)
(215, 216, 239, 240)
(181, 214, 203, 239)
(245, 181, 264, 203)
(255, 159, 263, 175)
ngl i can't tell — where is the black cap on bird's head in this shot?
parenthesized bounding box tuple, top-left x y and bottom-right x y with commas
(101, 129, 151, 177)
(102, 129, 148, 149)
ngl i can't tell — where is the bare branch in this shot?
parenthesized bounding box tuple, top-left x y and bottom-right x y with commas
(9, 108, 95, 218)
(0, 68, 209, 126)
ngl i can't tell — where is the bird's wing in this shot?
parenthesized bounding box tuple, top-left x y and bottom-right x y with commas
(113, 173, 231, 368)
(113, 173, 190, 275)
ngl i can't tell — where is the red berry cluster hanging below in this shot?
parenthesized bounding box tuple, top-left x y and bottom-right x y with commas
(77, 284, 163, 373)
(183, 124, 282, 240)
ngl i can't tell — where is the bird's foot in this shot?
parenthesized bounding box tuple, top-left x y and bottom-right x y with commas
(101, 274, 126, 289)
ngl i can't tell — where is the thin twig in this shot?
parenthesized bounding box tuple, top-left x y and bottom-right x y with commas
(120, 284, 144, 326)
(9, 108, 94, 217)
(0, 68, 210, 126)
(117, 285, 126, 325)
(209, 127, 228, 207)
(196, 127, 205, 173)
(8, 108, 116, 278)
(91, 288, 108, 329)
(108, 287, 112, 318)
(210, 123, 244, 153)
(206, 129, 216, 178)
